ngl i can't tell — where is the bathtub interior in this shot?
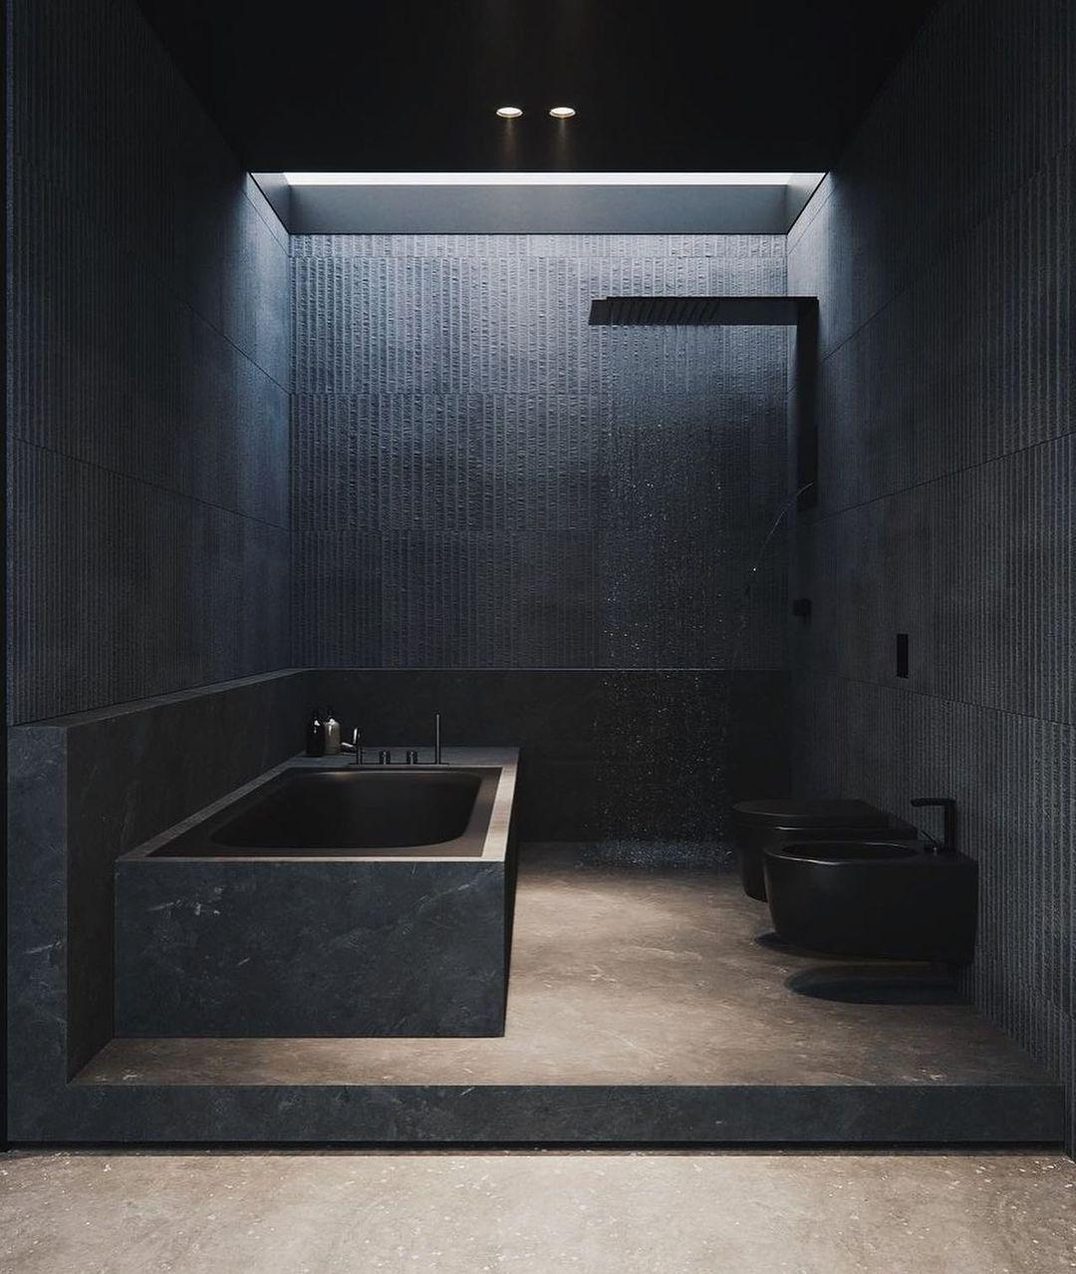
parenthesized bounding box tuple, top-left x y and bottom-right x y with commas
(146, 766, 501, 859)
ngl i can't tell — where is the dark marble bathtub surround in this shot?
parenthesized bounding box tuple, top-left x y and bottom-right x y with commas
(787, 0, 1076, 1144)
(8, 671, 309, 1113)
(115, 856, 509, 1044)
(116, 859, 509, 1038)
(7, 0, 292, 725)
(114, 749, 517, 1038)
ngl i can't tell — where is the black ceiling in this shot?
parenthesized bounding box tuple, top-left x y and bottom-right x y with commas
(135, 0, 939, 172)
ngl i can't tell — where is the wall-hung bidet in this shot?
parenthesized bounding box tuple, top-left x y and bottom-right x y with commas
(762, 797, 978, 963)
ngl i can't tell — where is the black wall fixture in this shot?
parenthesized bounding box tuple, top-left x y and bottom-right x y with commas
(896, 633, 910, 679)
(589, 294, 819, 509)
(791, 300, 819, 510)
(587, 296, 816, 327)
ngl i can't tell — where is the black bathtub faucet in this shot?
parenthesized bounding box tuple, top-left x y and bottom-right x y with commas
(338, 716, 444, 765)
(340, 726, 363, 766)
(910, 797, 957, 853)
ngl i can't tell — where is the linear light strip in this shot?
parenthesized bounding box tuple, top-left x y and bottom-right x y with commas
(283, 172, 797, 187)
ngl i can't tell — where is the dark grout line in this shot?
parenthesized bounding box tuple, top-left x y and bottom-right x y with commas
(793, 670, 1076, 733)
(13, 439, 291, 534)
(785, 178, 834, 247)
(798, 425, 1076, 521)
(242, 179, 290, 252)
(88, 211, 292, 396)
(795, 133, 1075, 372)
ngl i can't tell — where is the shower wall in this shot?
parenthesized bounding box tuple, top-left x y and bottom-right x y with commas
(291, 235, 789, 668)
(788, 0, 1075, 1141)
(291, 234, 794, 849)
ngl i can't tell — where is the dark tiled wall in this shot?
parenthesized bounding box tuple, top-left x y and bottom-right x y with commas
(291, 235, 790, 669)
(6, 0, 292, 724)
(788, 0, 1075, 1141)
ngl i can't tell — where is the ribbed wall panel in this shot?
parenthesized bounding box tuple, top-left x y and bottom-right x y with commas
(800, 138, 1074, 515)
(11, 444, 289, 724)
(292, 395, 604, 534)
(292, 235, 788, 260)
(291, 236, 790, 669)
(795, 439, 1075, 722)
(788, 0, 1075, 358)
(789, 0, 1076, 1144)
(7, 0, 291, 722)
(292, 252, 786, 396)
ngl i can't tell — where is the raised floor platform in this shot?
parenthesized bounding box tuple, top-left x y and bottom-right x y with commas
(63, 854, 1063, 1145)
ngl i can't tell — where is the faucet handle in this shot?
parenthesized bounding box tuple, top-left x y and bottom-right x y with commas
(910, 797, 957, 853)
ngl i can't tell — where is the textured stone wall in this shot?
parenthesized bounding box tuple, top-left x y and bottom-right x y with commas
(7, 0, 292, 723)
(788, 0, 1075, 1142)
(290, 234, 791, 671)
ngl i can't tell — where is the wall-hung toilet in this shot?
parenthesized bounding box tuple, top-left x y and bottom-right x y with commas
(731, 799, 916, 900)
(763, 839, 978, 963)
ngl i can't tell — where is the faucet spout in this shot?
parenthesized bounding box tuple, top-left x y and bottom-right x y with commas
(910, 797, 957, 853)
(340, 727, 363, 766)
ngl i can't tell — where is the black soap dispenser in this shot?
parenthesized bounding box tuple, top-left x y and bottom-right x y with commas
(305, 711, 325, 757)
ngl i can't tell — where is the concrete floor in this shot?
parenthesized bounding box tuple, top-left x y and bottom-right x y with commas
(84, 858, 1048, 1088)
(2, 1149, 1074, 1273)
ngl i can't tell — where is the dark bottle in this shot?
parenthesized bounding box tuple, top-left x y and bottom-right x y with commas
(305, 711, 325, 757)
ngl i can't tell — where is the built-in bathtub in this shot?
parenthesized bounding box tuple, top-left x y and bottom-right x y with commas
(150, 766, 499, 859)
(114, 749, 518, 1038)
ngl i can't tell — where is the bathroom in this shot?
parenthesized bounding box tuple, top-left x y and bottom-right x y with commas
(3, 0, 1075, 1269)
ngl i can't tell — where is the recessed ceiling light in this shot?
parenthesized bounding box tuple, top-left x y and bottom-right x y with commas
(549, 106, 576, 119)
(496, 106, 523, 119)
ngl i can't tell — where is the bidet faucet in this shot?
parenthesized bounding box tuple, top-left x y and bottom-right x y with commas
(910, 797, 957, 853)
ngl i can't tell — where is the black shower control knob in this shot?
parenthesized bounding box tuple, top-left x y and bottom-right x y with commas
(406, 750, 419, 764)
(378, 749, 391, 765)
